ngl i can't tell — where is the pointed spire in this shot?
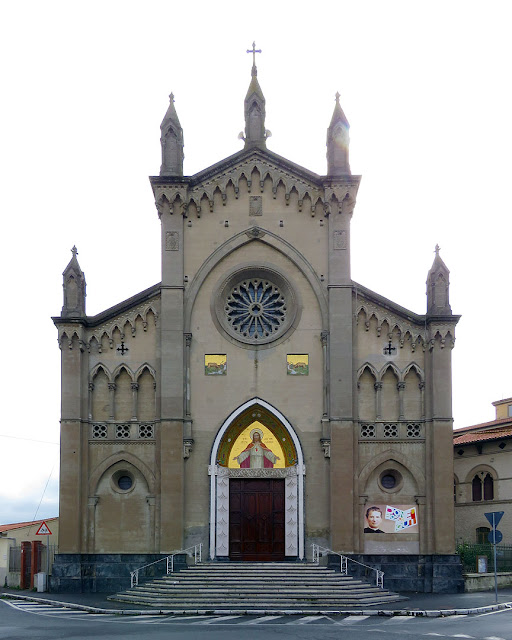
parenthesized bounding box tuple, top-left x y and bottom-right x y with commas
(61, 246, 86, 318)
(160, 93, 184, 176)
(326, 92, 351, 175)
(243, 42, 268, 149)
(426, 245, 452, 315)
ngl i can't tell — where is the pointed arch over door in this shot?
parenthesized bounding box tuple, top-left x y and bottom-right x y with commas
(209, 398, 305, 560)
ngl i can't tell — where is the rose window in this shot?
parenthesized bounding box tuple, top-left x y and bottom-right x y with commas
(213, 267, 299, 347)
(225, 279, 286, 340)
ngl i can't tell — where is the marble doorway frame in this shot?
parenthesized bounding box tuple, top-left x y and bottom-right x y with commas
(208, 398, 305, 560)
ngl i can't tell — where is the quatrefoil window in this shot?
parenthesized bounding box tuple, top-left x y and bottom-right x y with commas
(225, 279, 286, 339)
(212, 266, 300, 347)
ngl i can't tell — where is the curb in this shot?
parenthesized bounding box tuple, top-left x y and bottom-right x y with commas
(2, 593, 512, 617)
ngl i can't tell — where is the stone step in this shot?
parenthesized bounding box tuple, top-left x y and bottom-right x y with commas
(122, 595, 388, 604)
(127, 586, 379, 598)
(108, 561, 402, 608)
(152, 576, 367, 584)
(135, 583, 376, 592)
(113, 594, 398, 605)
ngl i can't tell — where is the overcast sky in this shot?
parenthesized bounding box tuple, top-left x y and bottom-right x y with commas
(1, 1, 511, 525)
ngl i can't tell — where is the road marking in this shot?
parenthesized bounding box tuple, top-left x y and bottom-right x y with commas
(194, 615, 243, 624)
(451, 635, 474, 639)
(242, 616, 284, 624)
(478, 608, 512, 616)
(336, 615, 370, 625)
(167, 615, 215, 620)
(483, 636, 507, 640)
(382, 616, 411, 623)
(287, 615, 329, 624)
(442, 615, 468, 619)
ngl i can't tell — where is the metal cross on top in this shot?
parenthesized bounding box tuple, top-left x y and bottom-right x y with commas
(247, 41, 262, 67)
(383, 340, 396, 356)
(117, 341, 129, 356)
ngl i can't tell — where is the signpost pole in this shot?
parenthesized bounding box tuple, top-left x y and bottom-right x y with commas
(47, 534, 50, 577)
(485, 510, 503, 605)
(493, 513, 498, 604)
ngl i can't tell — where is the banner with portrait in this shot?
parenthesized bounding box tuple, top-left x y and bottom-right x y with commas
(363, 504, 418, 534)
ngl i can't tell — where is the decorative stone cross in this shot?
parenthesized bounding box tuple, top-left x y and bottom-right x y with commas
(71, 246, 78, 257)
(117, 341, 129, 356)
(435, 243, 440, 256)
(247, 41, 262, 67)
(383, 340, 396, 355)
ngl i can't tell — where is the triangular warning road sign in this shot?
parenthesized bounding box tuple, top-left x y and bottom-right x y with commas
(35, 521, 52, 535)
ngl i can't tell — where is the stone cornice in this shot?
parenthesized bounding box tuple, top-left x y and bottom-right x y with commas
(151, 147, 361, 217)
(53, 283, 161, 329)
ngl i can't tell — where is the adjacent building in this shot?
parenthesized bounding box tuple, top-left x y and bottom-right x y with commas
(454, 398, 512, 544)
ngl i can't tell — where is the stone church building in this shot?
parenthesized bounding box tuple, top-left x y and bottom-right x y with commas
(52, 56, 462, 592)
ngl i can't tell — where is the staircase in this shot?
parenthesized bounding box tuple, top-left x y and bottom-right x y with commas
(108, 562, 403, 610)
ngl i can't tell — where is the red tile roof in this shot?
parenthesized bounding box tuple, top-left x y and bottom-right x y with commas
(0, 517, 58, 533)
(453, 425, 512, 446)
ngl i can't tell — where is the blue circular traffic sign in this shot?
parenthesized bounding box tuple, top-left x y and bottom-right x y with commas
(488, 530, 503, 544)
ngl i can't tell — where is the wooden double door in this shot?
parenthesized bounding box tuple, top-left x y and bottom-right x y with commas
(229, 478, 285, 561)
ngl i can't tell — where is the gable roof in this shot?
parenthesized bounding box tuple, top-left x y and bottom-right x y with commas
(0, 517, 58, 533)
(453, 419, 512, 446)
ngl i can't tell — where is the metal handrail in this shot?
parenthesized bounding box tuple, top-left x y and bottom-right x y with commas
(311, 543, 384, 589)
(130, 543, 202, 588)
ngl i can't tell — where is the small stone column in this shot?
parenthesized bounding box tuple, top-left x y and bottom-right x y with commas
(321, 331, 329, 419)
(184, 333, 193, 442)
(374, 382, 382, 419)
(108, 383, 116, 420)
(131, 383, 139, 420)
(88, 382, 94, 420)
(397, 382, 406, 419)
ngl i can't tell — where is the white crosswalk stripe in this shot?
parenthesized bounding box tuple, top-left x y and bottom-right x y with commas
(193, 615, 243, 624)
(335, 615, 370, 625)
(286, 615, 329, 624)
(382, 615, 411, 623)
(242, 615, 283, 624)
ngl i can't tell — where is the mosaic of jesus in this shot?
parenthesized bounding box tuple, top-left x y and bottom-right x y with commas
(233, 428, 280, 468)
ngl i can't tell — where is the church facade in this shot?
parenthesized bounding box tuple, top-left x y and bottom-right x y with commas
(52, 57, 462, 592)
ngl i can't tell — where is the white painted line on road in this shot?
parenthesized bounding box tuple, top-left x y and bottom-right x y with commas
(425, 634, 444, 637)
(287, 615, 328, 624)
(382, 616, 411, 623)
(242, 616, 283, 624)
(194, 615, 243, 624)
(451, 635, 474, 639)
(478, 608, 512, 616)
(483, 636, 507, 640)
(336, 615, 370, 625)
(166, 615, 215, 621)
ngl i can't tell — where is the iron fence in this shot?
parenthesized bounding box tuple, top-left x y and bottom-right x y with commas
(9, 546, 21, 572)
(456, 542, 512, 573)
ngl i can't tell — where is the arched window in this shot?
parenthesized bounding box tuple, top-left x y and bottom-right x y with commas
(472, 475, 482, 501)
(483, 473, 494, 500)
(472, 472, 494, 501)
(476, 526, 490, 545)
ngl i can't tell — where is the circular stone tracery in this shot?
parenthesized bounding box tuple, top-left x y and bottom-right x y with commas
(212, 266, 299, 347)
(225, 279, 286, 340)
